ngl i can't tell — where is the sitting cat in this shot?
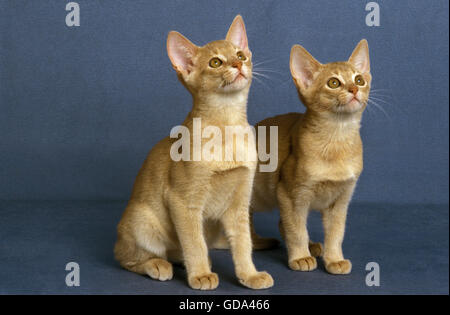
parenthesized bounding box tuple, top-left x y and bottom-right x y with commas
(114, 15, 273, 290)
(251, 40, 371, 274)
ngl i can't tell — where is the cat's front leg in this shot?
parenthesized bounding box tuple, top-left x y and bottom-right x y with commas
(321, 182, 356, 275)
(169, 193, 218, 290)
(221, 173, 274, 290)
(277, 182, 317, 271)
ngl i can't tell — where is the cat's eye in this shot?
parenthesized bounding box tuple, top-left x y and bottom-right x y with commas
(209, 58, 223, 68)
(355, 74, 365, 86)
(327, 78, 341, 89)
(237, 51, 247, 61)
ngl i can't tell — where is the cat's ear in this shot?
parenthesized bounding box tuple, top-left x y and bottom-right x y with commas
(226, 15, 249, 51)
(167, 31, 198, 75)
(349, 39, 370, 73)
(290, 45, 322, 90)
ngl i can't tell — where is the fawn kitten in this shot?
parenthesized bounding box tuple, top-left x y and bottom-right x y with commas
(114, 16, 273, 290)
(251, 40, 371, 274)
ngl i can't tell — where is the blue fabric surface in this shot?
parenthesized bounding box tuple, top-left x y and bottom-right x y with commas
(0, 201, 447, 294)
(0, 0, 448, 295)
(0, 0, 448, 204)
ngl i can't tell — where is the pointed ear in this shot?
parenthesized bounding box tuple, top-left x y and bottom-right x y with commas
(226, 15, 249, 51)
(349, 39, 370, 73)
(290, 45, 322, 90)
(167, 31, 198, 74)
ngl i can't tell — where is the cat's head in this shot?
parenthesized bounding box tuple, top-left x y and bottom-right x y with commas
(290, 40, 371, 115)
(167, 15, 252, 95)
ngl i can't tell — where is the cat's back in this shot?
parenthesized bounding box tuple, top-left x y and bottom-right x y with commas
(256, 112, 301, 158)
(256, 112, 302, 169)
(129, 136, 173, 201)
(256, 112, 302, 131)
(252, 112, 303, 211)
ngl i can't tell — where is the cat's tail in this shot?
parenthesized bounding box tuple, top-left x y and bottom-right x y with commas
(208, 229, 279, 250)
(252, 234, 280, 250)
(251, 211, 279, 250)
(207, 213, 280, 250)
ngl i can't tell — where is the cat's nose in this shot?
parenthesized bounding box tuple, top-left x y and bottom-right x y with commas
(348, 85, 358, 95)
(232, 61, 242, 71)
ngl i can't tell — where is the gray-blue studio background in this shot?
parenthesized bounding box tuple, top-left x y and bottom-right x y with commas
(0, 0, 448, 294)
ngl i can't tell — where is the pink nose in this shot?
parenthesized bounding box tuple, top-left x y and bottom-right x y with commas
(232, 61, 242, 71)
(349, 85, 358, 95)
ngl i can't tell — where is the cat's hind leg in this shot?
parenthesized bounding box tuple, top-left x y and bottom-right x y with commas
(128, 258, 173, 281)
(114, 203, 174, 281)
(115, 235, 173, 281)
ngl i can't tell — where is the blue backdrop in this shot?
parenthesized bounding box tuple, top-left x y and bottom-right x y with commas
(0, 0, 448, 204)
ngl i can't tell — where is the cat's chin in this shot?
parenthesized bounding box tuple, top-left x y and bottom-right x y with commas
(219, 75, 249, 93)
(335, 99, 363, 114)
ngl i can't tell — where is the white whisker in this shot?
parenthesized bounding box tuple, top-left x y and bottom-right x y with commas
(370, 89, 395, 98)
(279, 77, 294, 86)
(252, 76, 271, 90)
(364, 102, 373, 116)
(367, 99, 391, 120)
(370, 92, 393, 98)
(369, 96, 391, 105)
(252, 59, 277, 67)
(252, 72, 273, 80)
(252, 68, 284, 75)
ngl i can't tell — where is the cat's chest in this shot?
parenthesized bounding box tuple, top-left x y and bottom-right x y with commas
(203, 166, 254, 219)
(310, 179, 353, 210)
(300, 135, 363, 182)
(305, 155, 362, 182)
(198, 124, 257, 172)
(298, 121, 363, 182)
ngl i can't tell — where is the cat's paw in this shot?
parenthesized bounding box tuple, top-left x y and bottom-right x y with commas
(289, 256, 317, 271)
(325, 259, 352, 274)
(309, 242, 323, 258)
(239, 271, 274, 290)
(188, 272, 219, 290)
(146, 258, 173, 281)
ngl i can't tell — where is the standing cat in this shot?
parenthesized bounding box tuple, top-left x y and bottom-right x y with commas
(114, 15, 273, 290)
(251, 40, 371, 274)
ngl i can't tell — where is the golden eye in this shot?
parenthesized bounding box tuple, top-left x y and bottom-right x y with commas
(327, 77, 341, 89)
(209, 57, 222, 68)
(237, 51, 247, 61)
(355, 74, 365, 86)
